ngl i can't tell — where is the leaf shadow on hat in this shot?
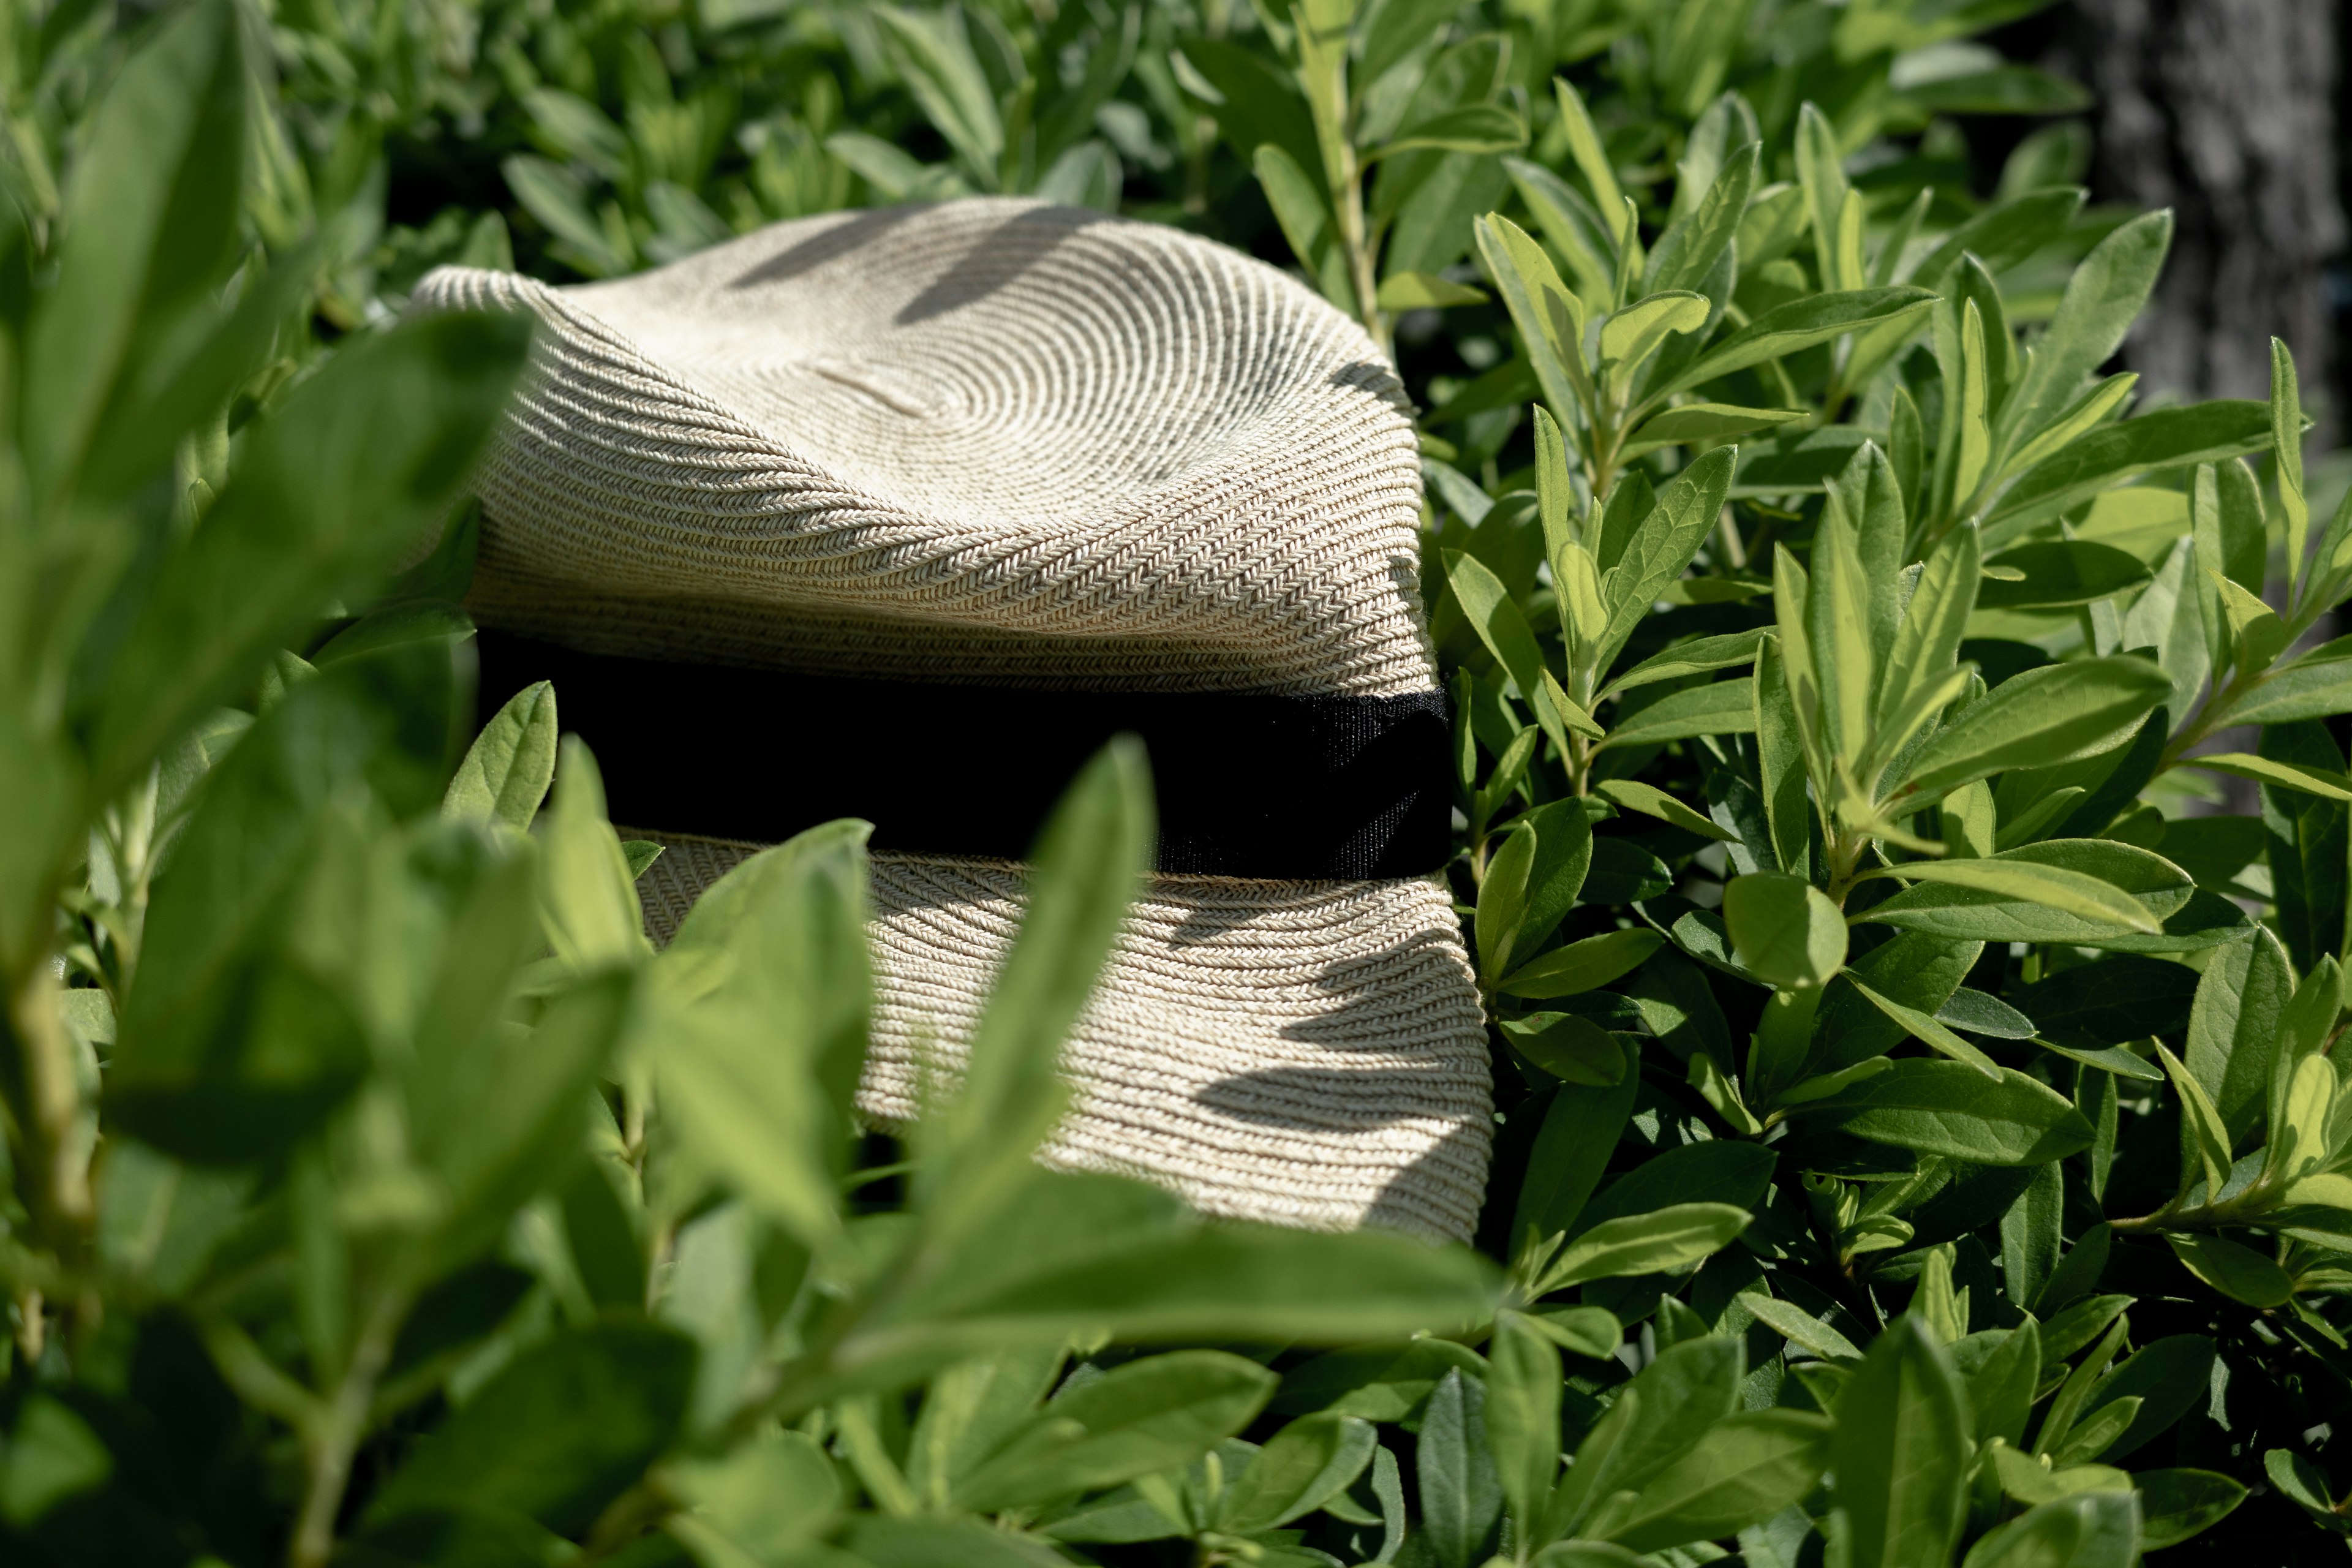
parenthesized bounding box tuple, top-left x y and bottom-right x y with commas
(723, 201, 1117, 328)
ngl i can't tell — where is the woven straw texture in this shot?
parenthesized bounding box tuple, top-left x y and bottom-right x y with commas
(413, 199, 1439, 695)
(634, 835, 1492, 1242)
(418, 198, 1494, 1239)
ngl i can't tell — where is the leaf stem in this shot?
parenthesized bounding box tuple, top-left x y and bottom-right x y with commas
(288, 1286, 411, 1568)
(4, 960, 95, 1271)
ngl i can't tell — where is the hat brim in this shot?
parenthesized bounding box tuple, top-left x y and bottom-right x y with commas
(635, 832, 1493, 1243)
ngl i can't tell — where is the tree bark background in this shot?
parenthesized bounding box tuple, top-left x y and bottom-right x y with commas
(2045, 0, 2345, 439)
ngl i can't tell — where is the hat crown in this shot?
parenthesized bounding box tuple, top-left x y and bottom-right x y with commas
(420, 198, 1440, 696)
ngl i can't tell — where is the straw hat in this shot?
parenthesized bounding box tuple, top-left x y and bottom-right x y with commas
(414, 198, 1492, 1241)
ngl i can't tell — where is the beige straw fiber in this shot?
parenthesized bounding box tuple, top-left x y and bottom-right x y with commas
(416, 198, 1494, 1242)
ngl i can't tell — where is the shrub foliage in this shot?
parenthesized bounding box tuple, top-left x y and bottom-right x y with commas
(1, 0, 2348, 1564)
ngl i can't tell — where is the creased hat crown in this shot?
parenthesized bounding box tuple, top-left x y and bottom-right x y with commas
(415, 198, 1441, 696)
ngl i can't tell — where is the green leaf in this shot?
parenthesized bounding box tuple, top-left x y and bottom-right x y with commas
(1644, 140, 1759, 298)
(1502, 1012, 1631, 1085)
(88, 311, 529, 801)
(2185, 751, 2352, 802)
(334, 1509, 579, 1568)
(0, 1396, 110, 1528)
(1723, 872, 1847, 989)
(1792, 1060, 2094, 1165)
(1756, 636, 1811, 874)
(1738, 1292, 1863, 1362)
(954, 1351, 1275, 1513)
(1795, 104, 1858, 294)
(1832, 1317, 1970, 1568)
(1597, 447, 1740, 668)
(2273, 338, 2310, 590)
(1977, 543, 2153, 610)
(1597, 679, 1758, 749)
(873, 5, 1005, 183)
(1983, 401, 2272, 543)
(1852, 979, 2000, 1076)
(666, 1430, 843, 1562)
(844, 1515, 1070, 1567)
(1600, 1409, 1833, 1554)
(1418, 1366, 1502, 1568)
(1499, 929, 1665, 1000)
(864, 1179, 1500, 1384)
(2075, 1335, 2214, 1461)
(1535, 1202, 1751, 1292)
(23, 0, 249, 507)
(1375, 102, 1527, 157)
(1892, 658, 2171, 801)
(655, 822, 872, 1243)
(1666, 289, 1936, 396)
(1446, 549, 1551, 703)
(1544, 1340, 1740, 1540)
(1271, 1340, 1488, 1421)
(1621, 403, 1803, 459)
(1480, 799, 1596, 982)
(1525, 1304, 1622, 1360)
(2222, 635, 2352, 725)
(538, 739, 645, 971)
(1254, 143, 1342, 298)
(1551, 78, 1629, 246)
(2155, 1043, 2233, 1201)
(2133, 1469, 2247, 1550)
(1486, 1313, 1562, 1535)
(1598, 290, 1709, 382)
(1960, 1491, 2139, 1568)
(1866, 850, 2171, 936)
(2265, 1449, 2343, 1526)
(416, 967, 638, 1276)
(109, 646, 459, 1163)
(925, 740, 1153, 1225)
(1375, 270, 1488, 309)
(2000, 1163, 2064, 1311)
(1218, 1412, 1376, 1532)
(1504, 155, 1618, 303)
(1996, 212, 2172, 463)
(1475, 213, 1588, 431)
(2185, 925, 2294, 1140)
(1602, 629, 1771, 699)
(2166, 1234, 2293, 1308)
(366, 1321, 696, 1534)
(445, 681, 558, 831)
(1515, 1039, 1642, 1243)
(1595, 778, 1736, 840)
(501, 155, 636, 274)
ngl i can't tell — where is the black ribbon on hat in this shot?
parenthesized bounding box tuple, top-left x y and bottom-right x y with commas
(473, 630, 1453, 880)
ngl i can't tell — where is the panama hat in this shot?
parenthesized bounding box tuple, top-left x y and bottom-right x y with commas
(413, 197, 1491, 1242)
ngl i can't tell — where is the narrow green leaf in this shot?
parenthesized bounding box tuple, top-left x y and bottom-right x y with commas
(1498, 929, 1664, 1000)
(1867, 857, 2158, 935)
(1596, 778, 1736, 840)
(1597, 679, 1757, 749)
(445, 682, 559, 831)
(1597, 447, 1740, 668)
(1831, 1317, 1970, 1568)
(1892, 658, 2169, 802)
(1851, 979, 2000, 1076)
(1792, 1060, 2094, 1165)
(1536, 1202, 1751, 1292)
(1486, 1314, 1562, 1534)
(2166, 1235, 2293, 1308)
(955, 1351, 1276, 1513)
(926, 740, 1153, 1225)
(1667, 289, 1936, 396)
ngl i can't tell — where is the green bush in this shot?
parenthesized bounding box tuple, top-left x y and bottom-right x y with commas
(2, 0, 2348, 1564)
